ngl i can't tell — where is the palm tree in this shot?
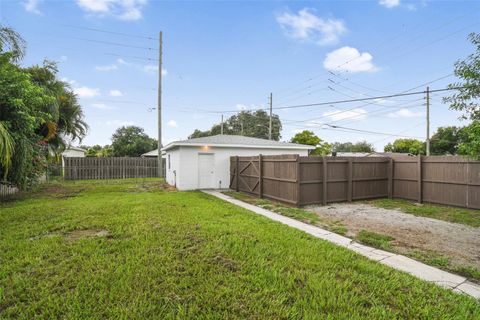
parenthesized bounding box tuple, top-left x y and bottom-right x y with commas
(0, 122, 14, 179)
(0, 25, 26, 61)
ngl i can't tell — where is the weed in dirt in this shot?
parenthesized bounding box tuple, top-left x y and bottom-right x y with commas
(366, 198, 480, 228)
(356, 230, 394, 251)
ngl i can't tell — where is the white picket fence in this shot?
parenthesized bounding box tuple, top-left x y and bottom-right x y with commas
(0, 182, 19, 199)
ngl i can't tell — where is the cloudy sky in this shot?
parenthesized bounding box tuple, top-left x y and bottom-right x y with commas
(1, 0, 479, 150)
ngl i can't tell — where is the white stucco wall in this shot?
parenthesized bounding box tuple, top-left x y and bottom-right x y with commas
(165, 146, 309, 190)
(61, 149, 85, 158)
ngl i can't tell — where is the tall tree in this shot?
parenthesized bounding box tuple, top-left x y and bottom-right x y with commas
(0, 25, 25, 62)
(443, 33, 480, 159)
(26, 60, 88, 154)
(384, 139, 424, 155)
(189, 110, 282, 141)
(430, 126, 462, 155)
(290, 130, 331, 155)
(444, 33, 480, 121)
(111, 126, 157, 157)
(332, 141, 374, 153)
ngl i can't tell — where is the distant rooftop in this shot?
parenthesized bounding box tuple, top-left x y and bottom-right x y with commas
(162, 135, 315, 151)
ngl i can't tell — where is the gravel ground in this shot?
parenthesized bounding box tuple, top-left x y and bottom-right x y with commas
(306, 203, 480, 268)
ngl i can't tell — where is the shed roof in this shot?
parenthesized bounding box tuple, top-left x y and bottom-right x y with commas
(162, 135, 314, 151)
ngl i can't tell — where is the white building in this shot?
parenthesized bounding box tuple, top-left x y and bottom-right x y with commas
(161, 135, 314, 190)
(61, 147, 86, 158)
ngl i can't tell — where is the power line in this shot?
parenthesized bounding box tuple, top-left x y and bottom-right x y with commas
(70, 36, 159, 51)
(62, 24, 158, 41)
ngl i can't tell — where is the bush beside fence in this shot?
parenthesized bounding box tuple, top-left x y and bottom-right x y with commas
(230, 155, 480, 209)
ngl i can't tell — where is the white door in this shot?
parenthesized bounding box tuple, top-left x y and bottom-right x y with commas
(198, 153, 215, 189)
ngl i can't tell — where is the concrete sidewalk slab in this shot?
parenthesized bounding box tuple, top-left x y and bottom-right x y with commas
(203, 190, 480, 300)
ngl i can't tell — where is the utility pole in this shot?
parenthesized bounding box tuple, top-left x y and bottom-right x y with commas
(268, 92, 273, 140)
(426, 86, 430, 156)
(221, 114, 224, 135)
(157, 31, 163, 178)
(240, 122, 244, 136)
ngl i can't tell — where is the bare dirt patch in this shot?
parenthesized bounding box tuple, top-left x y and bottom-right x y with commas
(306, 203, 480, 269)
(132, 181, 177, 192)
(65, 229, 110, 241)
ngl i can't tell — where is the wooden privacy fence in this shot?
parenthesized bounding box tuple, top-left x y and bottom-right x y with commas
(230, 154, 480, 209)
(64, 157, 159, 180)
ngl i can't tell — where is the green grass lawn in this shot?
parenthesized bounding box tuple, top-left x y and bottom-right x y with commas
(366, 198, 480, 228)
(1, 180, 479, 318)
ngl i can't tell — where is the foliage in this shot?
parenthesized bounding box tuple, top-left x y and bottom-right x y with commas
(189, 110, 282, 141)
(85, 145, 114, 157)
(1, 179, 478, 318)
(0, 25, 25, 62)
(0, 52, 55, 188)
(26, 60, 88, 153)
(331, 141, 374, 153)
(290, 130, 331, 155)
(111, 126, 157, 157)
(430, 126, 464, 155)
(457, 121, 480, 159)
(0, 122, 13, 178)
(444, 33, 480, 121)
(290, 130, 320, 145)
(384, 138, 424, 155)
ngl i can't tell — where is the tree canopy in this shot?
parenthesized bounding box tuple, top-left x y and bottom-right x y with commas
(290, 130, 331, 155)
(0, 26, 87, 188)
(331, 141, 374, 153)
(111, 126, 157, 157)
(430, 126, 464, 155)
(444, 33, 480, 159)
(189, 110, 282, 141)
(384, 139, 424, 155)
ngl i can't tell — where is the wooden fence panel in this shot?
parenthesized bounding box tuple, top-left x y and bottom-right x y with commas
(230, 154, 480, 210)
(64, 157, 158, 180)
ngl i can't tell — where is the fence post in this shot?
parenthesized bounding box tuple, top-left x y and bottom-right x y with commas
(235, 156, 239, 192)
(322, 156, 327, 206)
(296, 154, 301, 206)
(259, 154, 263, 198)
(417, 155, 422, 203)
(388, 158, 393, 199)
(347, 158, 353, 202)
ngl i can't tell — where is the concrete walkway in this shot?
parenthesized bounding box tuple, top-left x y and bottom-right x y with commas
(203, 190, 480, 300)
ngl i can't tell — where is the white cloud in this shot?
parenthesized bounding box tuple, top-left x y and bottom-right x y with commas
(75, 0, 148, 21)
(109, 89, 123, 97)
(276, 8, 346, 45)
(167, 120, 178, 128)
(143, 64, 167, 75)
(91, 103, 113, 110)
(60, 55, 68, 62)
(235, 103, 263, 111)
(23, 0, 42, 14)
(323, 46, 377, 73)
(74, 86, 100, 98)
(116, 58, 129, 65)
(323, 108, 367, 121)
(388, 108, 424, 118)
(95, 64, 118, 72)
(379, 0, 401, 8)
(61, 77, 77, 86)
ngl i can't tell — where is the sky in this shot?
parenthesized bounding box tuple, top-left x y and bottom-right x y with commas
(1, 0, 479, 151)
